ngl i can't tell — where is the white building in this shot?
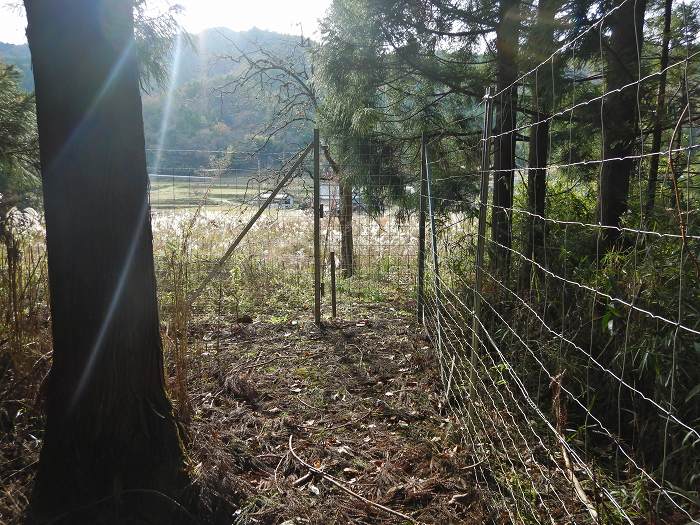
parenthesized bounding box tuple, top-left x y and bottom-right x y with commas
(257, 191, 294, 209)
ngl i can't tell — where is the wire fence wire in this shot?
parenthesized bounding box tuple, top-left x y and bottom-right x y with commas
(419, 0, 700, 522)
(147, 145, 321, 333)
(146, 144, 418, 324)
(141, 1, 700, 518)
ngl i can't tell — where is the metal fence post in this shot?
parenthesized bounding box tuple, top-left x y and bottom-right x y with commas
(313, 129, 321, 325)
(330, 251, 337, 318)
(417, 133, 428, 324)
(424, 139, 443, 371)
(470, 88, 493, 415)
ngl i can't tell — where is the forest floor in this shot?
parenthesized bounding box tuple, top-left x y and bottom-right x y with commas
(1, 295, 491, 525)
(184, 297, 491, 524)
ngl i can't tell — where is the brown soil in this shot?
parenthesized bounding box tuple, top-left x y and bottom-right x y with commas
(183, 299, 491, 524)
(1, 299, 491, 524)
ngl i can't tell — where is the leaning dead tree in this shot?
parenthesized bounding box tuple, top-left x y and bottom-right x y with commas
(215, 35, 355, 276)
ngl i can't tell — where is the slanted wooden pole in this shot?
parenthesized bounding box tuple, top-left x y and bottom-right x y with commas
(188, 143, 313, 305)
(313, 129, 322, 325)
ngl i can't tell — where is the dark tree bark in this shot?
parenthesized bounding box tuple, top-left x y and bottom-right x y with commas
(490, 0, 521, 278)
(599, 0, 647, 247)
(519, 0, 560, 290)
(519, 119, 549, 289)
(323, 145, 354, 277)
(645, 0, 673, 218)
(25, 0, 186, 522)
(338, 179, 355, 277)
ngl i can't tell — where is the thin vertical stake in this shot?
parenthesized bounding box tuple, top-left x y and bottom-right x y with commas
(424, 140, 443, 375)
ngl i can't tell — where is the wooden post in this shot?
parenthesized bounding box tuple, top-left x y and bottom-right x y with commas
(417, 133, 428, 323)
(313, 129, 321, 325)
(470, 89, 493, 414)
(330, 251, 337, 318)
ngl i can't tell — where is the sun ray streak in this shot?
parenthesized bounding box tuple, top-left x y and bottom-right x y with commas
(71, 35, 183, 409)
(151, 32, 184, 175)
(46, 41, 134, 178)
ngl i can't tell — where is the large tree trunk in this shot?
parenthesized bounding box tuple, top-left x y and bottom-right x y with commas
(25, 0, 186, 522)
(520, 119, 549, 289)
(519, 0, 559, 290)
(645, 0, 673, 218)
(338, 179, 355, 277)
(323, 146, 354, 277)
(490, 0, 520, 279)
(599, 0, 647, 247)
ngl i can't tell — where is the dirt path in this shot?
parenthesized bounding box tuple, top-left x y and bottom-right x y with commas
(185, 301, 489, 524)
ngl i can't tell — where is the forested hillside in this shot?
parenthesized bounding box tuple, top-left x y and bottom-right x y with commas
(0, 43, 33, 91)
(0, 27, 309, 170)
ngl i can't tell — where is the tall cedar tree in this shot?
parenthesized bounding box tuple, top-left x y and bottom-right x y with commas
(645, 0, 673, 217)
(24, 0, 187, 521)
(599, 0, 648, 246)
(491, 0, 521, 278)
(519, 0, 561, 289)
(322, 147, 355, 275)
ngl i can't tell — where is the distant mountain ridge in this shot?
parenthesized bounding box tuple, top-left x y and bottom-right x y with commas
(0, 28, 309, 170)
(0, 41, 33, 91)
(172, 27, 301, 87)
(0, 27, 300, 93)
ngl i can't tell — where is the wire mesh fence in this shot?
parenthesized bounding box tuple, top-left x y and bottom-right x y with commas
(147, 145, 319, 328)
(417, 0, 700, 522)
(4, 1, 697, 517)
(147, 140, 422, 326)
(320, 159, 419, 313)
